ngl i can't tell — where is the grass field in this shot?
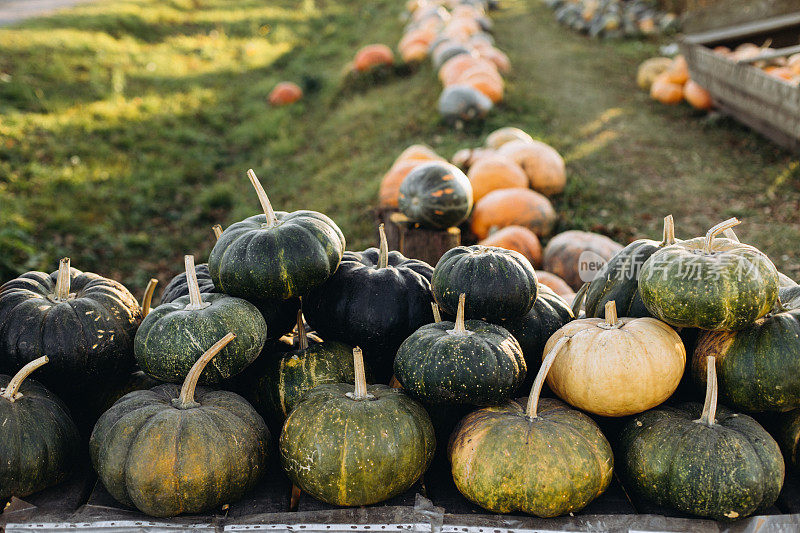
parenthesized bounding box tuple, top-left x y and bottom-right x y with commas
(1, 0, 798, 296)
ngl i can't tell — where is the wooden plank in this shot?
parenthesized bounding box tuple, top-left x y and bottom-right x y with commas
(682, 12, 800, 46)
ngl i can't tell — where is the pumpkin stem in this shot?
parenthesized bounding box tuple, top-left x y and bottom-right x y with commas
(347, 347, 373, 400)
(141, 278, 158, 318)
(212, 224, 224, 240)
(296, 309, 308, 351)
(183, 255, 210, 311)
(378, 224, 389, 269)
(247, 169, 278, 228)
(431, 302, 442, 323)
(770, 296, 789, 315)
(1, 356, 49, 402)
(603, 300, 619, 327)
(662, 214, 676, 245)
(698, 356, 718, 426)
(571, 282, 588, 317)
(54, 257, 71, 301)
(703, 217, 740, 254)
(526, 336, 570, 419)
(175, 333, 236, 409)
(723, 227, 739, 242)
(449, 293, 471, 336)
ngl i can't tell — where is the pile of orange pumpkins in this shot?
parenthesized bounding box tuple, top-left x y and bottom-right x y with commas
(637, 55, 713, 110)
(714, 43, 800, 85)
(399, 0, 510, 125)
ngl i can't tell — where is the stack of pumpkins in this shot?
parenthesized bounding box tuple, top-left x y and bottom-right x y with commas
(714, 43, 800, 86)
(399, 0, 510, 125)
(637, 55, 714, 110)
(544, 0, 679, 39)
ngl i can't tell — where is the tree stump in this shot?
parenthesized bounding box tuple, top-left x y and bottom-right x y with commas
(379, 211, 460, 266)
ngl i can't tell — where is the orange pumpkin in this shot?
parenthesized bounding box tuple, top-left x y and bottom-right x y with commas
(479, 225, 543, 268)
(479, 48, 510, 74)
(399, 28, 435, 52)
(439, 54, 481, 85)
(650, 73, 684, 105)
(401, 42, 429, 63)
(268, 82, 303, 106)
(542, 230, 624, 290)
(535, 271, 575, 302)
(451, 147, 495, 171)
(379, 160, 424, 208)
(396, 144, 443, 165)
(765, 66, 795, 81)
(683, 80, 713, 110)
(787, 53, 800, 74)
(461, 74, 503, 103)
(497, 140, 566, 196)
(664, 55, 689, 85)
(467, 154, 527, 202)
(354, 44, 394, 72)
(470, 188, 557, 240)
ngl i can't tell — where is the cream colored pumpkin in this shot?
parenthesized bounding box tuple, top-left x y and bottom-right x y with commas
(544, 301, 685, 417)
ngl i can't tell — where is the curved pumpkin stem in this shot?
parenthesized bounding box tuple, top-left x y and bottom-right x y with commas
(703, 218, 740, 254)
(449, 293, 471, 336)
(347, 347, 372, 400)
(378, 224, 389, 269)
(662, 214, 676, 246)
(571, 282, 588, 317)
(141, 278, 158, 317)
(698, 356, 718, 426)
(526, 336, 570, 419)
(175, 333, 236, 409)
(1, 356, 49, 402)
(183, 255, 210, 311)
(247, 169, 278, 228)
(296, 309, 308, 351)
(212, 224, 224, 240)
(431, 302, 442, 323)
(723, 227, 739, 242)
(54, 257, 71, 301)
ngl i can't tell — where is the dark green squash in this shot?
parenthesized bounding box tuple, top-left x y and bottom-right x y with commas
(394, 294, 526, 406)
(90, 334, 270, 518)
(580, 214, 677, 318)
(432, 245, 538, 321)
(438, 85, 492, 125)
(238, 310, 354, 421)
(501, 283, 573, 382)
(692, 285, 800, 412)
(619, 356, 784, 520)
(448, 336, 613, 516)
(279, 347, 435, 506)
(398, 162, 473, 229)
(639, 218, 779, 330)
(209, 169, 345, 300)
(135, 256, 267, 384)
(776, 408, 800, 471)
(0, 258, 141, 393)
(0, 357, 81, 502)
(303, 225, 435, 366)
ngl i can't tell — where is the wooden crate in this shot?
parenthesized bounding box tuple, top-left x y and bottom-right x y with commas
(678, 12, 800, 152)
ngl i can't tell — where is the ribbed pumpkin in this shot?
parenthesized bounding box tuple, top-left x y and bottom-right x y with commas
(432, 245, 538, 321)
(439, 54, 482, 85)
(581, 215, 677, 318)
(636, 57, 673, 90)
(268, 82, 303, 106)
(639, 218, 779, 330)
(353, 44, 394, 71)
(279, 348, 435, 506)
(438, 85, 493, 125)
(471, 188, 557, 240)
(398, 162, 473, 229)
(0, 258, 141, 393)
(485, 127, 533, 150)
(90, 334, 270, 518)
(650, 73, 683, 105)
(448, 338, 613, 517)
(665, 55, 689, 85)
(543, 230, 624, 291)
(478, 225, 542, 268)
(545, 301, 685, 417)
(619, 357, 784, 520)
(1, 357, 81, 503)
(684, 80, 714, 110)
(135, 256, 267, 384)
(692, 285, 800, 412)
(394, 294, 526, 406)
(209, 170, 345, 300)
(238, 311, 354, 421)
(466, 154, 528, 202)
(497, 140, 566, 196)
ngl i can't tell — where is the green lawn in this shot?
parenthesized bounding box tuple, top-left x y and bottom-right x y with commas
(1, 0, 798, 296)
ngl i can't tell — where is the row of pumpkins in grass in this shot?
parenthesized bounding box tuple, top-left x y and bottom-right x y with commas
(2, 169, 800, 520)
(637, 55, 714, 110)
(401, 0, 510, 125)
(544, 0, 679, 39)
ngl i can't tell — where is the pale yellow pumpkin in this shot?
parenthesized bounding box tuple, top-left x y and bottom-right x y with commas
(543, 301, 685, 417)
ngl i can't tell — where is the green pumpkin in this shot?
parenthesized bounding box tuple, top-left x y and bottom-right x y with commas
(448, 336, 613, 517)
(135, 256, 267, 384)
(619, 356, 784, 520)
(209, 170, 345, 300)
(581, 215, 678, 318)
(238, 311, 354, 421)
(438, 85, 492, 125)
(394, 293, 526, 406)
(500, 284, 573, 381)
(90, 334, 271, 518)
(639, 218, 779, 330)
(432, 245, 538, 321)
(776, 408, 800, 471)
(0, 357, 81, 502)
(398, 162, 473, 229)
(692, 285, 800, 412)
(279, 348, 435, 506)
